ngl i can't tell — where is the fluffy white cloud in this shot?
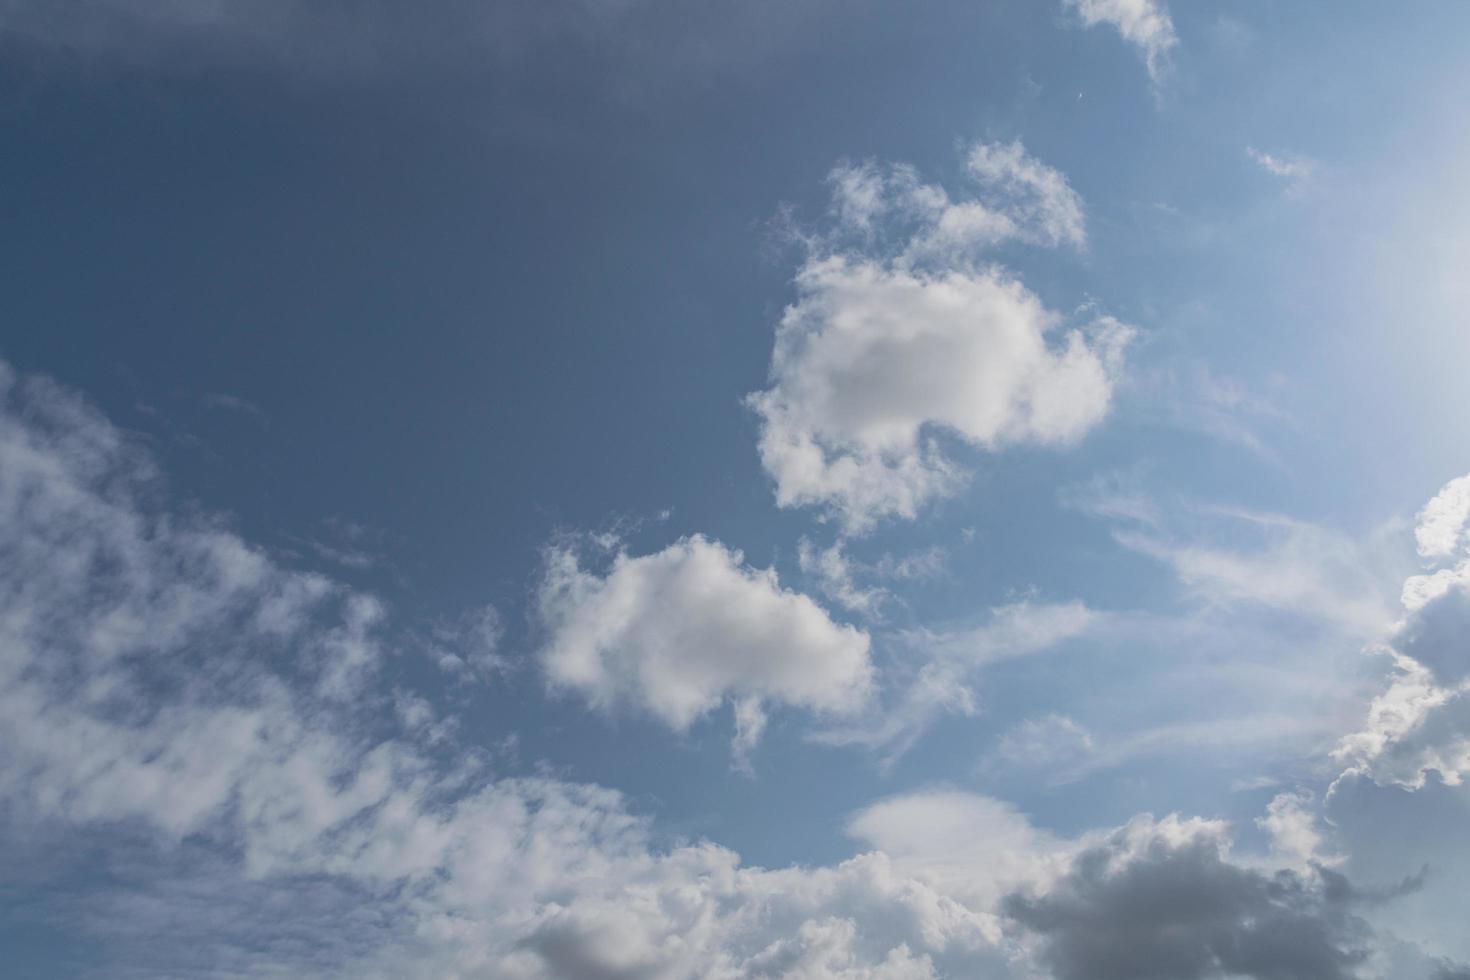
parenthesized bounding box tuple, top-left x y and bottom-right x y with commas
(1415, 474, 1470, 560)
(536, 534, 873, 757)
(749, 145, 1129, 532)
(1061, 0, 1178, 80)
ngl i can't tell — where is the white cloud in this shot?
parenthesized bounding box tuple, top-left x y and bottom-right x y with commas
(1415, 474, 1470, 559)
(751, 269, 1126, 531)
(536, 534, 873, 755)
(1061, 0, 1178, 80)
(963, 141, 1087, 250)
(1401, 473, 1470, 611)
(749, 142, 1127, 532)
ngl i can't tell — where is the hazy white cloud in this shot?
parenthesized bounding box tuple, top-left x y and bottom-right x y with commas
(825, 141, 1087, 255)
(1258, 790, 1340, 869)
(800, 537, 889, 616)
(536, 534, 873, 757)
(818, 601, 1097, 764)
(963, 141, 1087, 250)
(906, 600, 1098, 668)
(1098, 502, 1402, 637)
(428, 603, 510, 681)
(750, 145, 1129, 533)
(989, 713, 1098, 775)
(798, 538, 951, 620)
(1131, 363, 1295, 463)
(1248, 147, 1317, 184)
(1061, 0, 1178, 80)
(0, 360, 447, 874)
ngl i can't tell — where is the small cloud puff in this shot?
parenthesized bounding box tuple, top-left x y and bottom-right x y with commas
(535, 533, 873, 763)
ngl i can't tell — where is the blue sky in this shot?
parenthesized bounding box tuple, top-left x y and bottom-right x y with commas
(3, 1, 1470, 977)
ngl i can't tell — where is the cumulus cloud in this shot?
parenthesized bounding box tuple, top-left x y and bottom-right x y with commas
(1335, 471, 1470, 790)
(1061, 0, 1178, 81)
(749, 143, 1129, 532)
(535, 533, 873, 760)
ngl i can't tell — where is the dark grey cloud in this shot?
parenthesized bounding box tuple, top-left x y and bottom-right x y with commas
(1004, 820, 1380, 980)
